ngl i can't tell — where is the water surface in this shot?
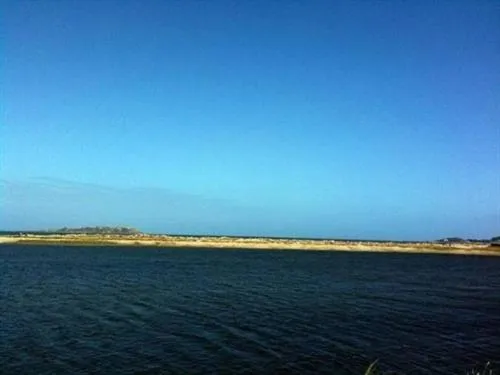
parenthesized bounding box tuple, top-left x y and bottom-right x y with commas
(1, 245, 499, 374)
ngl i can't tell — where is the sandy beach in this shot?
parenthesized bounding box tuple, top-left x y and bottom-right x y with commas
(1, 234, 498, 256)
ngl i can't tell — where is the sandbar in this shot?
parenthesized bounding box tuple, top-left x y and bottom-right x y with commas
(1, 234, 499, 256)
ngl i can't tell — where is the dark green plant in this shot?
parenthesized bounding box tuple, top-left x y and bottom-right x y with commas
(364, 361, 496, 375)
(364, 360, 378, 375)
(467, 362, 495, 375)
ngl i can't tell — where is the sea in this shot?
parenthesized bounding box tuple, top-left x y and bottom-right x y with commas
(1, 245, 499, 374)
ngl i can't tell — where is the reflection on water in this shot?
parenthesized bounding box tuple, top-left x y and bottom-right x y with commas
(1, 245, 499, 374)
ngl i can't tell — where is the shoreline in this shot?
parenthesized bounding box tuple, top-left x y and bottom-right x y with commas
(1, 234, 499, 256)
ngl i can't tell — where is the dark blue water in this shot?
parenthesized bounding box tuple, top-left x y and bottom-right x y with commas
(1, 245, 499, 374)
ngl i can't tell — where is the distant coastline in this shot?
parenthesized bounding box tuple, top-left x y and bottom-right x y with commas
(1, 228, 499, 256)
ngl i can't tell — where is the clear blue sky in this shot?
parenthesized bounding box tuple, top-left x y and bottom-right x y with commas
(2, 1, 499, 240)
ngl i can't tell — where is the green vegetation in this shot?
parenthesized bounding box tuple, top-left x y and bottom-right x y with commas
(436, 236, 500, 245)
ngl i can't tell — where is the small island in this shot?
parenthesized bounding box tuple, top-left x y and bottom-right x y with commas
(0, 227, 499, 256)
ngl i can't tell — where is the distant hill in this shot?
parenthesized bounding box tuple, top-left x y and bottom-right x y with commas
(55, 226, 141, 235)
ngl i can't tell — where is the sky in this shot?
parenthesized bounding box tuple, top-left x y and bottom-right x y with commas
(1, 0, 499, 240)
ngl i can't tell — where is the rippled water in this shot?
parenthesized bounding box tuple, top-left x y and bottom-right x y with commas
(1, 245, 499, 374)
